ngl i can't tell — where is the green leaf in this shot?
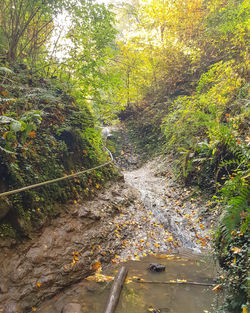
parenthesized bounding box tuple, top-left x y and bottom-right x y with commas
(0, 67, 13, 74)
(10, 121, 22, 132)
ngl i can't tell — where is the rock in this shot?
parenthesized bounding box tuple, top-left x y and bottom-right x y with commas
(0, 280, 8, 293)
(78, 207, 100, 220)
(148, 263, 166, 272)
(3, 302, 22, 313)
(61, 303, 83, 313)
(26, 247, 45, 264)
(85, 281, 98, 293)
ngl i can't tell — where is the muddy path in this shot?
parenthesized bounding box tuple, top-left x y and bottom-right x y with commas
(0, 124, 217, 313)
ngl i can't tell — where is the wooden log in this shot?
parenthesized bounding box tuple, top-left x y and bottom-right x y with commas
(103, 266, 128, 313)
(134, 279, 215, 286)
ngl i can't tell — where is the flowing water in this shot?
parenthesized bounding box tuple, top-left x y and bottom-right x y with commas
(35, 253, 218, 313)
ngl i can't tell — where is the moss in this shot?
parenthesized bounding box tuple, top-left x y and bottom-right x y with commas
(0, 223, 17, 238)
(0, 65, 118, 239)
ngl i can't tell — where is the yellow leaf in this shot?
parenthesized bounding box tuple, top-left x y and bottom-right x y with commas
(212, 284, 222, 292)
(242, 306, 247, 313)
(36, 282, 41, 287)
(232, 247, 241, 254)
(154, 243, 160, 248)
(32, 308, 37, 312)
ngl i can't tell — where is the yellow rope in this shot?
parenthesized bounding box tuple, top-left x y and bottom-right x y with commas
(0, 161, 112, 198)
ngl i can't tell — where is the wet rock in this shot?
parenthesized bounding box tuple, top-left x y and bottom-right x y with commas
(64, 224, 75, 232)
(148, 263, 166, 272)
(10, 264, 33, 282)
(26, 247, 46, 264)
(61, 303, 83, 313)
(78, 207, 100, 220)
(3, 301, 22, 313)
(85, 281, 98, 293)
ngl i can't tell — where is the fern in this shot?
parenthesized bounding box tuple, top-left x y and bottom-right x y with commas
(219, 185, 250, 241)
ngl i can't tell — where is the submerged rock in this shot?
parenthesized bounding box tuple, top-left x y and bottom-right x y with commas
(148, 263, 166, 272)
(61, 303, 83, 313)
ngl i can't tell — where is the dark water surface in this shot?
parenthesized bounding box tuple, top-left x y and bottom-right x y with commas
(35, 253, 219, 313)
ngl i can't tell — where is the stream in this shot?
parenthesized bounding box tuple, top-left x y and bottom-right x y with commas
(34, 254, 218, 313)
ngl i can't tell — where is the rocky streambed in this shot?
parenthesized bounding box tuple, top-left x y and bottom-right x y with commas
(0, 134, 217, 313)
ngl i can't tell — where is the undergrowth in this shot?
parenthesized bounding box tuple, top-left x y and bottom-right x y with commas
(0, 64, 117, 240)
(162, 59, 249, 311)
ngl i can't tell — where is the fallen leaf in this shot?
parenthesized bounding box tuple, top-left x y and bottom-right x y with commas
(29, 131, 36, 138)
(92, 261, 101, 271)
(231, 247, 242, 254)
(1, 90, 8, 96)
(212, 284, 222, 292)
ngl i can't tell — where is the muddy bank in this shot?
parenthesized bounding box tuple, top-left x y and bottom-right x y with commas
(0, 178, 140, 312)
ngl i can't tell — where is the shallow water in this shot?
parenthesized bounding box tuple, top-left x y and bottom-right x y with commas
(35, 253, 218, 313)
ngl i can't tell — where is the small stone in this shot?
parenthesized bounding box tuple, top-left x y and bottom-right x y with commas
(61, 303, 83, 313)
(78, 207, 89, 218)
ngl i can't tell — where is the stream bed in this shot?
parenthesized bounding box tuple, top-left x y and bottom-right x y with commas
(34, 253, 218, 313)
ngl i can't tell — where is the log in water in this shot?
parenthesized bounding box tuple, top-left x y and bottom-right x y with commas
(103, 266, 128, 313)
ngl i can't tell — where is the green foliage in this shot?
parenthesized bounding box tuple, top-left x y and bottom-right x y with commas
(162, 59, 248, 187)
(0, 64, 116, 239)
(215, 231, 249, 312)
(158, 2, 249, 310)
(0, 0, 64, 62)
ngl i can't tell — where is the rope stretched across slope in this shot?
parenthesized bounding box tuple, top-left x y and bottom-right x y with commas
(0, 146, 114, 198)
